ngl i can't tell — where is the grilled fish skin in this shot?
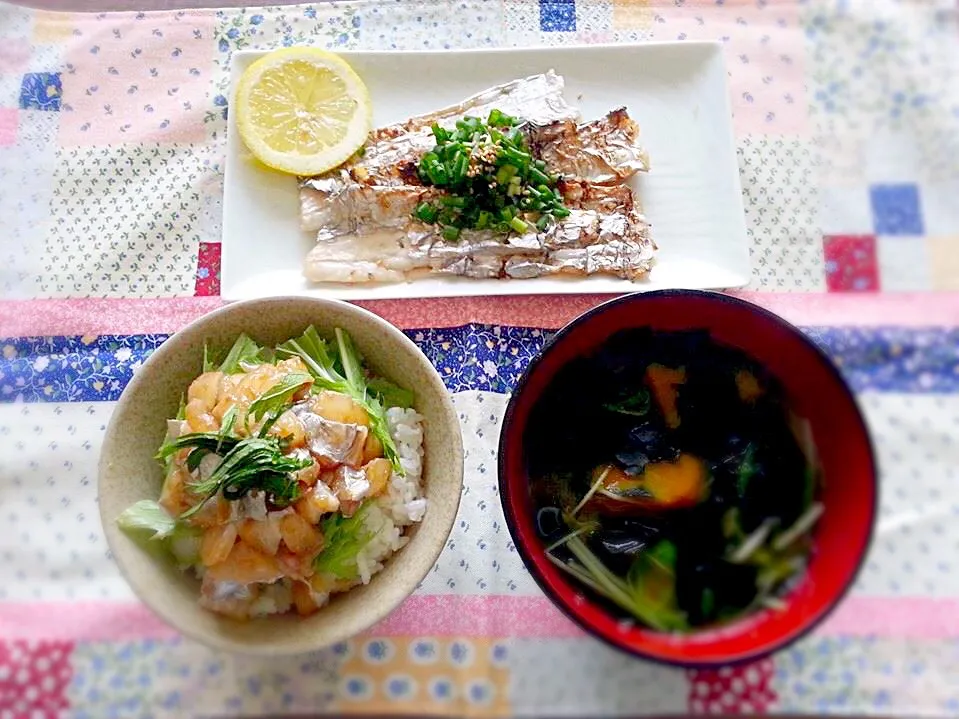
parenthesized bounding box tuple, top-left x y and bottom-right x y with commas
(527, 108, 650, 185)
(299, 109, 650, 234)
(296, 72, 654, 284)
(303, 202, 653, 283)
(300, 71, 577, 202)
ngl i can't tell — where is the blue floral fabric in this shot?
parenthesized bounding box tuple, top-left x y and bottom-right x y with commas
(1, 325, 957, 404)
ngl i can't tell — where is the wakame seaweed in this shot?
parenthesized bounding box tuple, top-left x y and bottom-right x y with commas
(528, 328, 822, 631)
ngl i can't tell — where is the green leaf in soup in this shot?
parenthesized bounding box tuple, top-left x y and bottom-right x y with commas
(563, 535, 687, 632)
(722, 507, 745, 542)
(603, 388, 651, 417)
(736, 443, 759, 497)
(626, 539, 688, 631)
(700, 587, 716, 618)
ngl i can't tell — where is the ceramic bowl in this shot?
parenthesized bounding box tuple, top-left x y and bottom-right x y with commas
(498, 290, 876, 667)
(99, 297, 463, 655)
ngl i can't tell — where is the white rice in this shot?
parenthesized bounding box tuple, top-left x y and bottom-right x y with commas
(249, 579, 293, 618)
(354, 407, 427, 585)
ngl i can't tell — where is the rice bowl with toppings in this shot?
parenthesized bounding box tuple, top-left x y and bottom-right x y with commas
(116, 326, 428, 620)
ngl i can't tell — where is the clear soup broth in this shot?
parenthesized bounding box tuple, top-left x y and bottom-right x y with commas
(526, 328, 822, 631)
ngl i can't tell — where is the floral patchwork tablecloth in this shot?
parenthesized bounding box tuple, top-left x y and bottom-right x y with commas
(2, 1, 959, 717)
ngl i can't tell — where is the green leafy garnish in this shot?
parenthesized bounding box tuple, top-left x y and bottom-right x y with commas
(603, 389, 651, 417)
(276, 326, 407, 473)
(335, 328, 365, 392)
(184, 404, 240, 472)
(180, 436, 311, 518)
(118, 500, 203, 567)
(156, 396, 188, 469)
(219, 405, 239, 441)
(248, 373, 313, 423)
(414, 109, 570, 238)
(207, 333, 264, 374)
(367, 377, 415, 409)
(313, 502, 374, 580)
(202, 343, 215, 373)
(156, 431, 240, 462)
(117, 500, 177, 540)
(275, 326, 343, 389)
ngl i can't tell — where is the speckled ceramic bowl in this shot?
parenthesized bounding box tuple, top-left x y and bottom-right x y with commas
(99, 297, 463, 655)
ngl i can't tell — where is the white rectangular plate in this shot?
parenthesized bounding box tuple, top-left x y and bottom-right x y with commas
(221, 43, 749, 300)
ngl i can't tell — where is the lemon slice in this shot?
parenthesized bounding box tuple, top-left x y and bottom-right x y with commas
(235, 47, 372, 176)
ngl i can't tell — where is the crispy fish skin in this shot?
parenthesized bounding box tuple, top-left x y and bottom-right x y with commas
(298, 73, 654, 284)
(303, 202, 653, 282)
(375, 70, 578, 135)
(299, 71, 577, 204)
(301, 177, 440, 239)
(527, 108, 650, 185)
(299, 109, 650, 235)
(300, 176, 639, 240)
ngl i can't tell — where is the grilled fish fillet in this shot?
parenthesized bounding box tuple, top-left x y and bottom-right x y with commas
(297, 72, 654, 284)
(302, 200, 653, 283)
(303, 71, 578, 202)
(299, 109, 649, 236)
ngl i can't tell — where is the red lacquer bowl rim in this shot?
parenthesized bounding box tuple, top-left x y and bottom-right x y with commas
(497, 289, 878, 668)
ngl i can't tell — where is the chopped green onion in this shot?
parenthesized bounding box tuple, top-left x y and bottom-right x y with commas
(509, 217, 529, 233)
(495, 164, 517, 185)
(451, 152, 470, 183)
(487, 108, 516, 127)
(414, 202, 438, 224)
(502, 145, 531, 167)
(530, 167, 551, 186)
(413, 109, 570, 236)
(425, 161, 447, 186)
